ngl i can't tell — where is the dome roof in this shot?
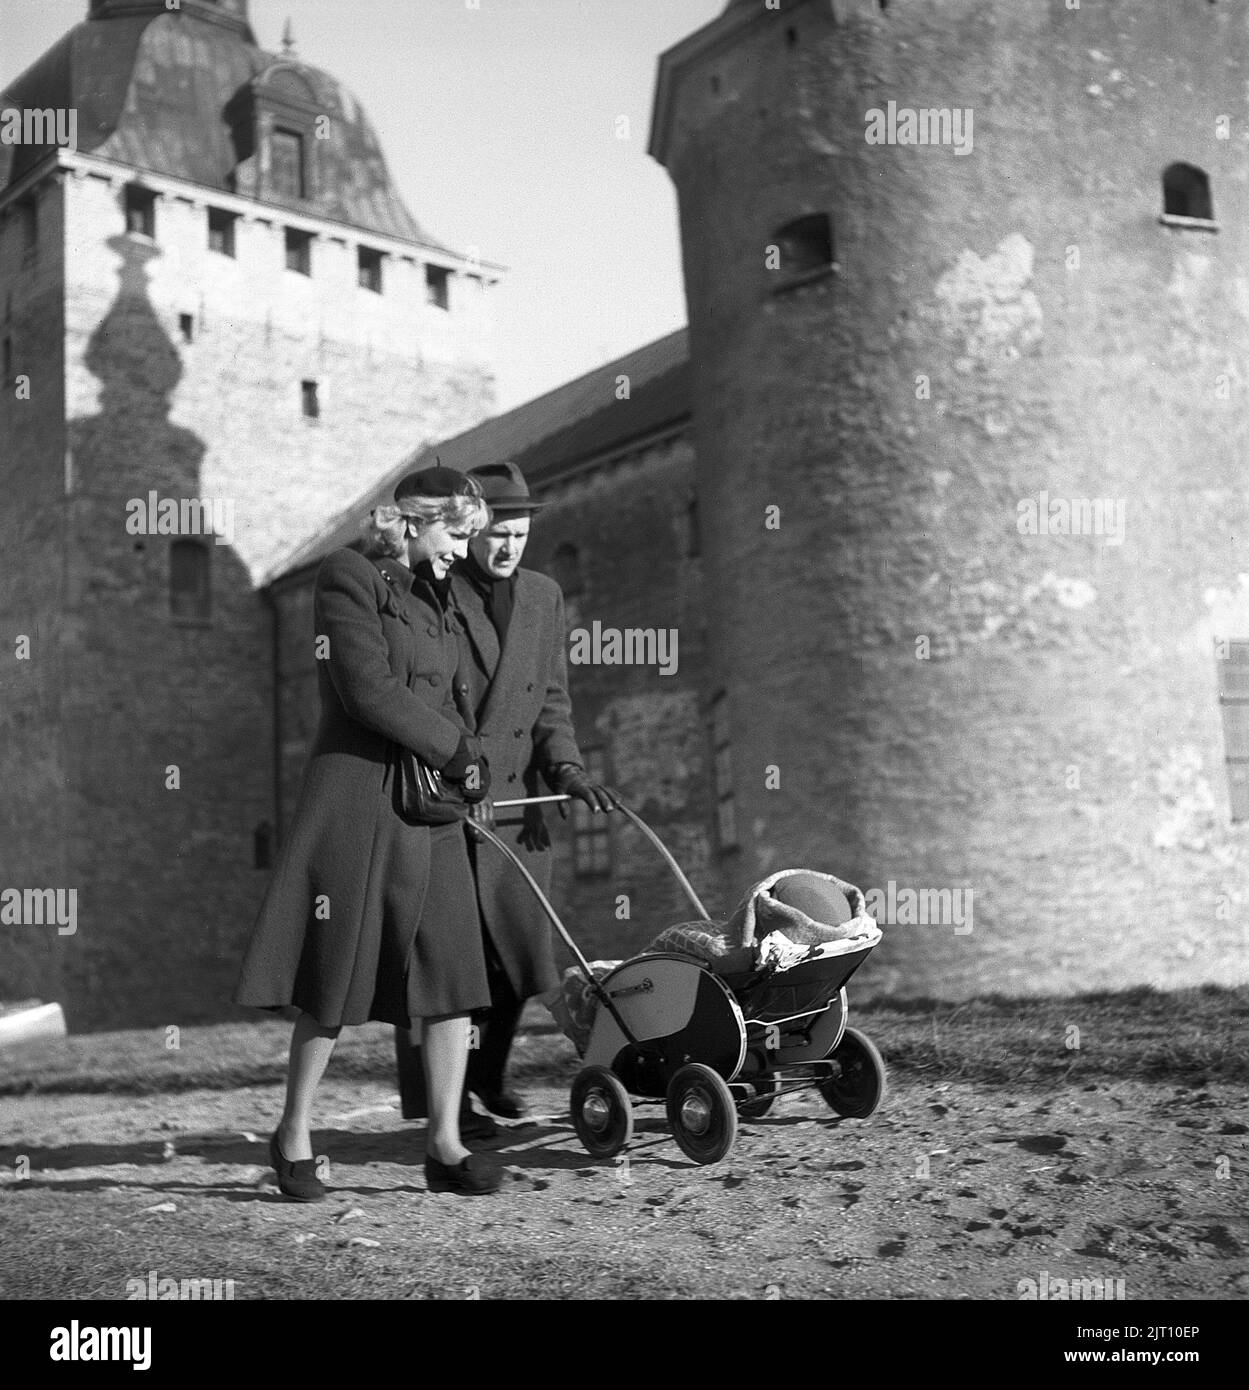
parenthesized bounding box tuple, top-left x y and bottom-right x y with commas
(0, 5, 450, 250)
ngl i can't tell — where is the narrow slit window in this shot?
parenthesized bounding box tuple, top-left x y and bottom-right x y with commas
(253, 821, 274, 870)
(1217, 640, 1249, 820)
(551, 542, 584, 630)
(178, 314, 194, 344)
(711, 692, 738, 852)
(301, 380, 320, 419)
(20, 198, 37, 258)
(170, 539, 211, 622)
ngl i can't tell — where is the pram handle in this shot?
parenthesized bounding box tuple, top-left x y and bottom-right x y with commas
(485, 794, 711, 922)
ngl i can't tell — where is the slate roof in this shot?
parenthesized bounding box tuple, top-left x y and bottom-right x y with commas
(0, 6, 451, 250)
(272, 327, 692, 584)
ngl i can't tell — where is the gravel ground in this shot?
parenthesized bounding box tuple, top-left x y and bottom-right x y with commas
(3, 1069, 1247, 1302)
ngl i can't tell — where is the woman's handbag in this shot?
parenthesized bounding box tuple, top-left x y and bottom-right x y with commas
(392, 743, 468, 825)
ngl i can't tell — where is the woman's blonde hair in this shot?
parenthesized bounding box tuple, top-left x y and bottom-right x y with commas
(363, 486, 488, 561)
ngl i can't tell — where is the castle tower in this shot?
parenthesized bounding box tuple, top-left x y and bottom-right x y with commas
(652, 0, 1249, 996)
(0, 0, 499, 1025)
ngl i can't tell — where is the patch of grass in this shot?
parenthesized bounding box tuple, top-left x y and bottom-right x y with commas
(852, 984, 1249, 1084)
(0, 985, 1244, 1096)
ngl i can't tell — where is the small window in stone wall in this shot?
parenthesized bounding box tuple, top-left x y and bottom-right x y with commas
(124, 185, 156, 239)
(20, 197, 37, 259)
(1217, 640, 1249, 820)
(710, 691, 738, 852)
(301, 379, 320, 419)
(207, 207, 237, 257)
(253, 821, 274, 870)
(285, 227, 313, 275)
(550, 542, 584, 631)
(178, 314, 194, 344)
(170, 539, 211, 623)
(769, 212, 834, 288)
(573, 747, 612, 876)
(685, 497, 701, 559)
(358, 246, 384, 293)
(426, 264, 451, 310)
(1161, 163, 1217, 230)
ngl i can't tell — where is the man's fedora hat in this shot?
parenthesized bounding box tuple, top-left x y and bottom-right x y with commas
(393, 461, 481, 503)
(468, 460, 545, 514)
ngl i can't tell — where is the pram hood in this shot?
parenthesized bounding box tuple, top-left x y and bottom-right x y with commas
(726, 868, 880, 950)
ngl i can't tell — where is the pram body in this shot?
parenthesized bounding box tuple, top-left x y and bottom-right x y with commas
(473, 798, 887, 1166)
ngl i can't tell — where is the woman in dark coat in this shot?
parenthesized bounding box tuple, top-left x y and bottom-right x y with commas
(235, 466, 502, 1197)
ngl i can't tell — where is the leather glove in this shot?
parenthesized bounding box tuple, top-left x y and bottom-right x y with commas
(443, 735, 490, 803)
(465, 795, 495, 841)
(550, 763, 619, 817)
(518, 801, 552, 853)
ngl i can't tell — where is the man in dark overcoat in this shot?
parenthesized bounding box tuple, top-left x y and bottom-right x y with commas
(393, 461, 615, 1129)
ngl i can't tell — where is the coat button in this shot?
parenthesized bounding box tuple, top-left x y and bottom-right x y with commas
(458, 683, 469, 695)
(427, 624, 439, 637)
(526, 682, 534, 692)
(508, 774, 517, 783)
(429, 674, 441, 686)
(514, 728, 523, 738)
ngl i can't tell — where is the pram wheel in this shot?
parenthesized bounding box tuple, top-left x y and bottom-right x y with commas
(571, 1066, 634, 1158)
(819, 1026, 887, 1118)
(737, 1074, 781, 1119)
(666, 1063, 739, 1164)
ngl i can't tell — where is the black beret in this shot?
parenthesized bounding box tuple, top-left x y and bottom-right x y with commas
(393, 464, 479, 502)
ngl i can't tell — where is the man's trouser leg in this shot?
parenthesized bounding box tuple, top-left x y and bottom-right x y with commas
(465, 934, 524, 1102)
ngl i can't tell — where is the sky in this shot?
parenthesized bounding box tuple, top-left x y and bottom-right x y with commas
(0, 0, 724, 411)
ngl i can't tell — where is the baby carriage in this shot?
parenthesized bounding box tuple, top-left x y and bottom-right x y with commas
(473, 795, 886, 1166)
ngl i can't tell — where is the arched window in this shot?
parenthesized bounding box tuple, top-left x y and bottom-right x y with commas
(1162, 163, 1214, 223)
(170, 539, 211, 622)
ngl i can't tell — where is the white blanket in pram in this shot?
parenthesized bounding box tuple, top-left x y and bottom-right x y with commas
(543, 869, 880, 1054)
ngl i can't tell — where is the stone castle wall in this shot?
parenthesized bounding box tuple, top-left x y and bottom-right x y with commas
(0, 154, 499, 1028)
(662, 0, 1249, 997)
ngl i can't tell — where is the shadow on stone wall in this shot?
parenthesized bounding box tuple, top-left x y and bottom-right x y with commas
(55, 231, 273, 1031)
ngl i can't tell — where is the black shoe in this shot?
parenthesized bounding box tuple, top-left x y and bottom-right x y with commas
(424, 1151, 504, 1195)
(269, 1131, 326, 1203)
(460, 1108, 501, 1143)
(473, 1088, 528, 1120)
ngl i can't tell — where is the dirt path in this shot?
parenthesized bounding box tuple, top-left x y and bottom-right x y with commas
(2, 1073, 1246, 1301)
